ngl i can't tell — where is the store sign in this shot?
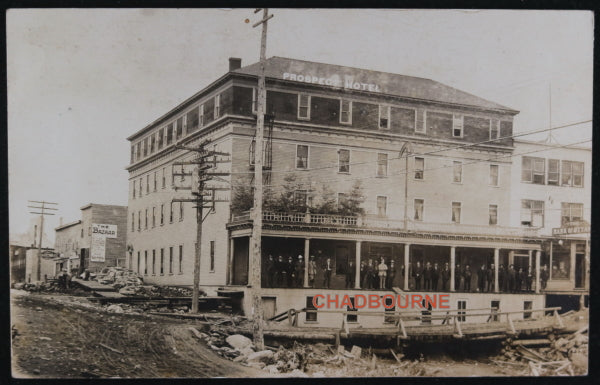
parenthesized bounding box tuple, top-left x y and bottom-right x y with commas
(552, 220, 590, 236)
(283, 72, 382, 92)
(92, 223, 117, 238)
(90, 235, 106, 262)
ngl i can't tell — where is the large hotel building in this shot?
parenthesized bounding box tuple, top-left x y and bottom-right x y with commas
(126, 57, 590, 326)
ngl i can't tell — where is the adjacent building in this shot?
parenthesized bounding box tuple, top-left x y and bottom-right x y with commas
(124, 56, 571, 326)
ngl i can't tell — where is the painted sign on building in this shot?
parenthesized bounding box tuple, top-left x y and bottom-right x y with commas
(282, 72, 382, 92)
(92, 223, 117, 238)
(90, 223, 117, 262)
(552, 220, 591, 236)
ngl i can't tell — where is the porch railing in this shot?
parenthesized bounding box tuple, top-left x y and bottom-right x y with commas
(230, 211, 539, 238)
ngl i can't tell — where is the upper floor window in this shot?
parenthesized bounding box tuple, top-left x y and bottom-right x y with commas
(414, 199, 424, 221)
(187, 106, 199, 133)
(136, 142, 141, 161)
(298, 94, 311, 120)
(489, 164, 499, 186)
(500, 121, 513, 136)
(414, 157, 424, 180)
(548, 159, 560, 185)
(337, 193, 348, 210)
(138, 178, 142, 198)
(561, 160, 584, 187)
(150, 135, 156, 153)
(296, 145, 309, 169)
(489, 204, 498, 225)
(522, 156, 545, 184)
(131, 146, 135, 163)
(561, 202, 584, 225)
(146, 175, 149, 194)
(166, 123, 173, 145)
(132, 181, 136, 199)
(340, 100, 352, 124)
(214, 94, 221, 118)
(131, 213, 135, 232)
(489, 120, 499, 140)
(153, 171, 157, 192)
(143, 138, 148, 157)
(162, 168, 166, 189)
(379, 105, 390, 129)
(199, 104, 204, 127)
(452, 114, 463, 137)
(338, 149, 350, 173)
(377, 196, 387, 217)
(294, 190, 309, 207)
(158, 128, 164, 149)
(377, 153, 388, 177)
(176, 117, 183, 140)
(453, 161, 462, 183)
(451, 202, 461, 223)
(521, 200, 544, 227)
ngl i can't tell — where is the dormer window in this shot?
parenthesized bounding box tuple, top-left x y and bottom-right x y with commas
(298, 94, 310, 120)
(379, 105, 390, 129)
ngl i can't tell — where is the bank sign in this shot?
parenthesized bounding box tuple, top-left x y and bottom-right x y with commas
(283, 72, 382, 93)
(552, 221, 590, 236)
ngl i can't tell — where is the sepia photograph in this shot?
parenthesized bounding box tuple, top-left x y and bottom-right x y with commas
(7, 8, 592, 378)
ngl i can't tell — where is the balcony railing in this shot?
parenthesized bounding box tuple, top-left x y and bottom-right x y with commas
(230, 211, 539, 238)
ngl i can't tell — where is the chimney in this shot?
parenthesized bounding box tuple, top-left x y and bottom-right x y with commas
(229, 57, 242, 72)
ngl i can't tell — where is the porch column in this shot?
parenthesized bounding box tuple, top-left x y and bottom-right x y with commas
(450, 246, 456, 292)
(494, 248, 499, 293)
(355, 240, 361, 289)
(528, 250, 532, 268)
(404, 243, 410, 291)
(228, 238, 235, 285)
(304, 238, 310, 288)
(535, 250, 541, 294)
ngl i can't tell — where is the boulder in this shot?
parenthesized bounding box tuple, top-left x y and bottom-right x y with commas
(247, 361, 266, 370)
(107, 305, 124, 313)
(247, 350, 274, 363)
(226, 334, 253, 350)
(264, 364, 279, 374)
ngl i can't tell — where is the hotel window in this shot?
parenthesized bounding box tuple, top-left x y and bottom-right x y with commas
(152, 250, 156, 275)
(489, 204, 498, 225)
(377, 196, 387, 217)
(338, 149, 350, 173)
(214, 94, 221, 118)
(489, 164, 499, 186)
(160, 248, 164, 275)
(210, 241, 215, 272)
(169, 247, 173, 274)
(144, 251, 148, 275)
(340, 99, 352, 124)
(452, 114, 463, 137)
(131, 146, 135, 163)
(306, 296, 317, 322)
(453, 161, 462, 183)
(451, 202, 461, 223)
(298, 94, 310, 119)
(139, 179, 142, 197)
(144, 209, 148, 229)
(176, 117, 183, 139)
(150, 135, 156, 153)
(414, 157, 424, 180)
(169, 202, 174, 223)
(294, 190, 308, 207)
(457, 300, 467, 322)
(414, 199, 424, 221)
(143, 138, 148, 157)
(132, 181, 136, 199)
(377, 153, 388, 177)
(136, 142, 141, 161)
(137, 251, 140, 273)
(199, 104, 204, 126)
(187, 106, 199, 133)
(146, 175, 149, 194)
(522, 156, 545, 184)
(162, 168, 166, 188)
(158, 128, 164, 149)
(561, 203, 584, 225)
(425, 111, 452, 133)
(160, 204, 164, 225)
(131, 213, 135, 232)
(489, 120, 499, 140)
(153, 172, 157, 191)
(179, 245, 183, 274)
(521, 200, 544, 227)
(379, 105, 390, 129)
(500, 121, 513, 136)
(296, 145, 309, 169)
(166, 123, 173, 145)
(547, 159, 560, 185)
(561, 160, 584, 187)
(152, 207, 156, 228)
(138, 210, 141, 231)
(252, 88, 258, 114)
(180, 202, 184, 221)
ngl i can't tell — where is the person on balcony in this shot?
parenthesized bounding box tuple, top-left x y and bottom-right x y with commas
(455, 263, 462, 291)
(499, 264, 507, 292)
(275, 255, 285, 287)
(413, 261, 423, 291)
(323, 257, 333, 288)
(377, 258, 388, 290)
(464, 265, 472, 292)
(432, 263, 440, 291)
(515, 267, 524, 292)
(277, 255, 287, 288)
(525, 266, 534, 292)
(387, 260, 396, 289)
(477, 264, 487, 292)
(540, 264, 549, 291)
(363, 259, 374, 289)
(265, 254, 275, 288)
(508, 264, 516, 292)
(346, 259, 355, 288)
(295, 255, 305, 288)
(487, 263, 495, 292)
(308, 256, 317, 288)
(359, 261, 366, 289)
(423, 262, 432, 291)
(442, 263, 450, 291)
(287, 256, 296, 287)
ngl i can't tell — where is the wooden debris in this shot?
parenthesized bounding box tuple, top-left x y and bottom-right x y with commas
(390, 349, 402, 363)
(98, 343, 122, 354)
(512, 339, 551, 347)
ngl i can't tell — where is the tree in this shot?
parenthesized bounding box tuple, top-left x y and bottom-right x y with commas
(337, 180, 365, 216)
(312, 184, 337, 214)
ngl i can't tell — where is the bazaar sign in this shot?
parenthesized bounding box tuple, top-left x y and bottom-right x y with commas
(90, 223, 117, 262)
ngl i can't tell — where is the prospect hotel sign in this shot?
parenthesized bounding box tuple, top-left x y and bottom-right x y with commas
(282, 72, 382, 92)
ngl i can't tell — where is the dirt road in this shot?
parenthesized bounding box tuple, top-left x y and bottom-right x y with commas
(11, 291, 261, 378)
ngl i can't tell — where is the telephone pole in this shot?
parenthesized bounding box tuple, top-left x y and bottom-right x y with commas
(249, 8, 273, 350)
(28, 200, 58, 281)
(172, 140, 230, 313)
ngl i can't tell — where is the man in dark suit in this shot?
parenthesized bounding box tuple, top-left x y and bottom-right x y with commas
(455, 264, 462, 291)
(431, 263, 440, 291)
(386, 260, 396, 289)
(423, 262, 432, 291)
(287, 256, 296, 288)
(441, 263, 451, 291)
(346, 260, 355, 288)
(508, 264, 516, 293)
(295, 255, 305, 288)
(323, 257, 333, 289)
(265, 254, 275, 288)
(498, 264, 506, 292)
(540, 264, 549, 291)
(413, 262, 423, 291)
(487, 263, 495, 292)
(478, 264, 487, 292)
(464, 265, 472, 292)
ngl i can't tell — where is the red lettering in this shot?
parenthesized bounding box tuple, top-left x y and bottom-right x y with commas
(424, 295, 437, 309)
(340, 295, 352, 309)
(439, 294, 450, 309)
(354, 294, 366, 309)
(326, 295, 339, 309)
(397, 295, 409, 309)
(313, 295, 324, 309)
(382, 294, 395, 309)
(368, 294, 380, 309)
(411, 294, 423, 309)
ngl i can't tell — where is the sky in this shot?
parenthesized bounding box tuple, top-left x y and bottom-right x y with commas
(7, 9, 594, 244)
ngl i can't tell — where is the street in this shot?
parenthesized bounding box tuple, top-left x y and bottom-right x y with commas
(10, 291, 261, 378)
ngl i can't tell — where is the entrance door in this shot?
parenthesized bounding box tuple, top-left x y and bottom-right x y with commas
(514, 254, 529, 271)
(575, 250, 585, 289)
(232, 237, 249, 285)
(335, 245, 349, 275)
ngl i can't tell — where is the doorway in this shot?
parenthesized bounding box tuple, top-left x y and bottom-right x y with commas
(232, 237, 249, 285)
(575, 249, 585, 289)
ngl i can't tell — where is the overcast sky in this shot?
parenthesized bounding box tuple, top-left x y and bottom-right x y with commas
(7, 9, 593, 242)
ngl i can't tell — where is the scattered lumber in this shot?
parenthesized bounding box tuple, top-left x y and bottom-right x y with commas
(98, 343, 123, 354)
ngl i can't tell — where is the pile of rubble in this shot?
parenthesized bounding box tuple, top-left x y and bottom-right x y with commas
(12, 281, 88, 296)
(494, 326, 588, 376)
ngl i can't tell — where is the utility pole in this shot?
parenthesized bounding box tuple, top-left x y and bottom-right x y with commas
(249, 8, 273, 350)
(399, 143, 412, 230)
(28, 200, 58, 281)
(172, 140, 230, 313)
